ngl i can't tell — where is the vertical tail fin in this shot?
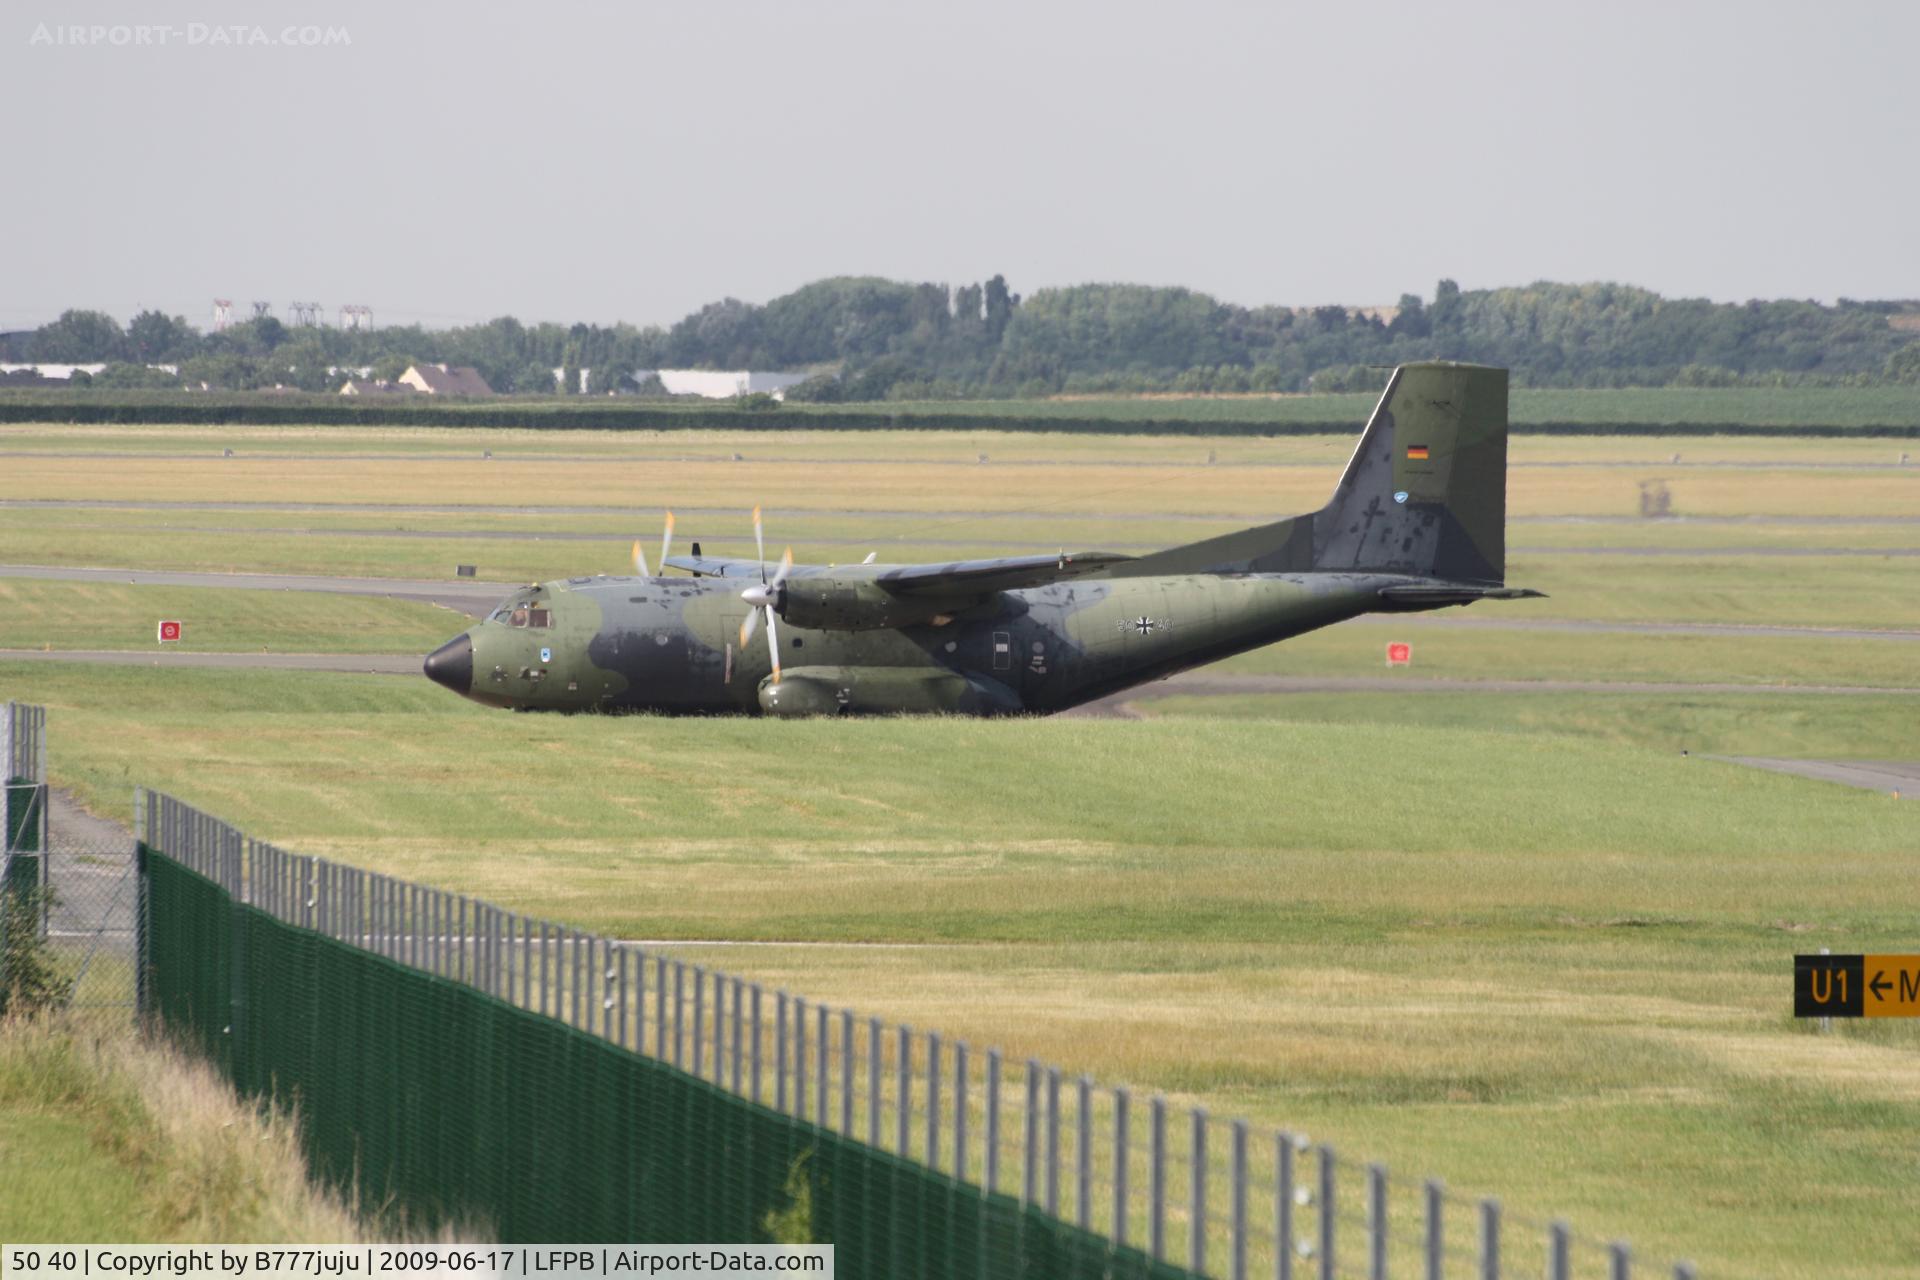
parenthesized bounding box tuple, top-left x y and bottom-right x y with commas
(1313, 362, 1509, 583)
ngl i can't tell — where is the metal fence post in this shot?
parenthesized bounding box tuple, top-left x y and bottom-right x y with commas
(1149, 1095, 1166, 1262)
(1191, 1107, 1208, 1276)
(1114, 1088, 1131, 1247)
(617, 947, 630, 1049)
(896, 1025, 912, 1156)
(842, 1010, 855, 1137)
(693, 966, 706, 1079)
(817, 1003, 829, 1125)
(776, 992, 789, 1112)
(1278, 1133, 1295, 1280)
(1480, 1199, 1501, 1280)
(1425, 1179, 1444, 1280)
(1549, 1222, 1571, 1280)
(954, 1041, 969, 1184)
(1023, 1061, 1040, 1209)
(986, 1049, 1002, 1195)
(1368, 1163, 1387, 1280)
(868, 1017, 882, 1144)
(672, 962, 686, 1069)
(1609, 1241, 1631, 1280)
(656, 959, 672, 1059)
(751, 984, 763, 1103)
(734, 979, 746, 1092)
(1672, 1264, 1697, 1280)
(1319, 1145, 1336, 1280)
(793, 996, 807, 1120)
(1231, 1119, 1248, 1280)
(928, 1032, 943, 1172)
(1045, 1066, 1062, 1217)
(1076, 1076, 1093, 1230)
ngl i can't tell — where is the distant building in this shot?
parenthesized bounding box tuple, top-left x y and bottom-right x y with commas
(397, 363, 493, 396)
(0, 362, 107, 380)
(339, 378, 415, 396)
(624, 369, 812, 399)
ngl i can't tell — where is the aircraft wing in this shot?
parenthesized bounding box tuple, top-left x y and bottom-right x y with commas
(663, 550, 1134, 595)
(872, 551, 1134, 596)
(662, 554, 768, 579)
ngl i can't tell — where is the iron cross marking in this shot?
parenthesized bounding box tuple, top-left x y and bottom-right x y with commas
(1121, 615, 1161, 636)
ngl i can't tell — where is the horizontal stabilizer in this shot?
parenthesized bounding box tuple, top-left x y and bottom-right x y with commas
(1376, 582, 1546, 611)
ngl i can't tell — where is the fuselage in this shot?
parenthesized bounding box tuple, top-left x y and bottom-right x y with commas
(425, 569, 1414, 716)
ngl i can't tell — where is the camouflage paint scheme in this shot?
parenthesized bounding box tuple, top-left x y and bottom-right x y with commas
(423, 362, 1541, 717)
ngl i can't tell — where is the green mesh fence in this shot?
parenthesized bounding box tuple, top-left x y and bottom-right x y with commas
(136, 787, 1688, 1279)
(139, 809, 1191, 1277)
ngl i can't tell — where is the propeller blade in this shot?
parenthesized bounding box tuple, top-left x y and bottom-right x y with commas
(631, 540, 650, 578)
(771, 546, 794, 589)
(766, 607, 781, 684)
(658, 511, 676, 574)
(752, 505, 766, 583)
(739, 607, 760, 648)
(862, 552, 877, 565)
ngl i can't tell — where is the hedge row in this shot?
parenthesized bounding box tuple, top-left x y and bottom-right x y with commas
(0, 393, 1914, 437)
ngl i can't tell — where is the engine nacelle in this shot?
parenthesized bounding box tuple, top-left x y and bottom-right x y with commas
(757, 666, 1023, 718)
(772, 579, 953, 631)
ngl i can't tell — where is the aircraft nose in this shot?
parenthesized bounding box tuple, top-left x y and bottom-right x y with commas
(423, 634, 473, 694)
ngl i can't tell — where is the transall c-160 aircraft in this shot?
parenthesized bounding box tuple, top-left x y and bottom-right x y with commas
(422, 361, 1542, 716)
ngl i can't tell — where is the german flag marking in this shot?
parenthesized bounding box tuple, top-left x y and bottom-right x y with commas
(1406, 444, 1430, 461)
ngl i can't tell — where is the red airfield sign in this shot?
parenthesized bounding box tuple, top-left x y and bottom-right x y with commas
(157, 620, 182, 643)
(1386, 642, 1411, 666)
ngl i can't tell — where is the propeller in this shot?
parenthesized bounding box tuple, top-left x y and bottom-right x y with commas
(736, 506, 794, 683)
(630, 510, 676, 578)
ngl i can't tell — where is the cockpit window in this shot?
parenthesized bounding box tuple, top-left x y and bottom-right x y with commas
(488, 601, 553, 628)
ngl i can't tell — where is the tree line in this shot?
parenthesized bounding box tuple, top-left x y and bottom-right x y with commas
(7, 277, 1919, 397)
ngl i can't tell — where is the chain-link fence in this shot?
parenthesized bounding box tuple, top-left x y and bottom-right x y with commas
(136, 780, 1700, 1279)
(2, 703, 139, 1023)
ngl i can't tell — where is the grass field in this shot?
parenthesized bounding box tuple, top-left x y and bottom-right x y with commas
(0, 1015, 370, 1242)
(2, 419, 1916, 1273)
(0, 580, 459, 654)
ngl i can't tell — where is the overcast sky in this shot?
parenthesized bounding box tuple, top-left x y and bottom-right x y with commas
(5, 0, 1916, 332)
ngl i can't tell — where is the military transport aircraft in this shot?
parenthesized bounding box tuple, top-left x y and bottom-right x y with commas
(422, 361, 1541, 716)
